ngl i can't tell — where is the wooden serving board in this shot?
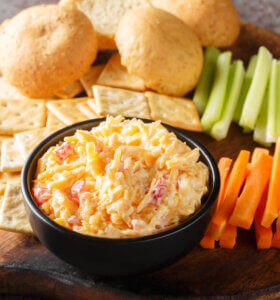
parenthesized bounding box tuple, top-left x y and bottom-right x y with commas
(1, 24, 280, 300)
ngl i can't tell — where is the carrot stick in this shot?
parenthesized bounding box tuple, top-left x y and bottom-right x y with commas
(214, 158, 233, 211)
(245, 148, 269, 178)
(229, 152, 273, 229)
(245, 163, 251, 178)
(252, 147, 269, 164)
(200, 235, 215, 249)
(208, 150, 250, 240)
(219, 224, 237, 249)
(254, 185, 273, 249)
(262, 137, 280, 227)
(271, 217, 280, 248)
(200, 157, 232, 249)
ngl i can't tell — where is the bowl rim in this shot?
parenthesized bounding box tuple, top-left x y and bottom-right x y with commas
(21, 117, 220, 244)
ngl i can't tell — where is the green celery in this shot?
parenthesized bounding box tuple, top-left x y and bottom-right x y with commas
(210, 60, 245, 141)
(239, 46, 272, 130)
(276, 61, 280, 136)
(193, 47, 220, 115)
(201, 51, 232, 131)
(253, 90, 271, 146)
(266, 59, 279, 142)
(233, 55, 257, 123)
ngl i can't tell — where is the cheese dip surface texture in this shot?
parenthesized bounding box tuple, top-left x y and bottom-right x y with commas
(33, 116, 209, 238)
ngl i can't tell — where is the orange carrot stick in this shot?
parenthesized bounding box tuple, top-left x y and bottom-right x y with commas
(214, 157, 233, 211)
(245, 163, 251, 178)
(208, 150, 250, 240)
(229, 152, 273, 229)
(244, 148, 268, 181)
(200, 157, 232, 249)
(254, 185, 273, 249)
(272, 217, 280, 248)
(219, 224, 237, 249)
(252, 147, 269, 164)
(262, 137, 280, 227)
(200, 235, 215, 249)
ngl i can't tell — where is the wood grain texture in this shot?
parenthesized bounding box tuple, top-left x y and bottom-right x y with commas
(0, 3, 280, 299)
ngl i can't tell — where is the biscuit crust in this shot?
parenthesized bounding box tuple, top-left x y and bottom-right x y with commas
(0, 5, 98, 98)
(116, 7, 203, 96)
(150, 0, 240, 47)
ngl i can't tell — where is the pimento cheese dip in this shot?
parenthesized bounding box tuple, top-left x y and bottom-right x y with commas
(33, 116, 209, 238)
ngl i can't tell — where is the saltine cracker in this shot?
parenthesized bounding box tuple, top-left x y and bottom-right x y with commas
(46, 98, 89, 125)
(145, 92, 202, 131)
(46, 111, 65, 128)
(0, 99, 46, 134)
(80, 65, 105, 97)
(14, 127, 60, 159)
(77, 102, 100, 119)
(0, 183, 33, 235)
(93, 85, 150, 118)
(96, 53, 145, 91)
(1, 139, 25, 172)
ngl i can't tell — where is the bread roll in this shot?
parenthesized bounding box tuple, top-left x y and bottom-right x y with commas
(0, 5, 98, 98)
(150, 0, 240, 47)
(60, 0, 150, 50)
(116, 7, 203, 96)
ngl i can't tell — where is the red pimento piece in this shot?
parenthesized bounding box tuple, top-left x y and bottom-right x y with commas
(32, 187, 51, 206)
(151, 176, 168, 206)
(118, 162, 124, 172)
(68, 215, 82, 226)
(95, 144, 103, 153)
(71, 180, 86, 205)
(55, 142, 73, 161)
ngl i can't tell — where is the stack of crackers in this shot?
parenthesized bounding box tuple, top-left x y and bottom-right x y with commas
(0, 52, 201, 236)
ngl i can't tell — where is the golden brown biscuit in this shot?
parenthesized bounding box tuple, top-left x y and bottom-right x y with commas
(60, 0, 150, 50)
(150, 0, 240, 47)
(0, 5, 98, 98)
(115, 7, 203, 96)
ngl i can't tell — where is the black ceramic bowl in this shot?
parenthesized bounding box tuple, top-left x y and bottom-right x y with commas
(22, 118, 220, 276)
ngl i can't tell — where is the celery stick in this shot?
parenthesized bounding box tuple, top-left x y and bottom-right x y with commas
(233, 55, 257, 123)
(210, 60, 245, 141)
(193, 47, 220, 115)
(266, 59, 279, 142)
(253, 90, 272, 146)
(276, 61, 280, 136)
(201, 51, 232, 131)
(239, 46, 272, 130)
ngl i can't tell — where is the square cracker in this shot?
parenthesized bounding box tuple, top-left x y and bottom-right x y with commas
(0, 77, 29, 100)
(93, 85, 150, 119)
(0, 172, 21, 186)
(46, 98, 89, 125)
(0, 183, 33, 235)
(0, 99, 46, 134)
(77, 102, 100, 119)
(88, 99, 99, 114)
(55, 80, 84, 99)
(0, 136, 10, 154)
(46, 111, 65, 128)
(80, 65, 105, 97)
(96, 53, 145, 91)
(14, 127, 60, 159)
(1, 139, 25, 172)
(145, 92, 202, 132)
